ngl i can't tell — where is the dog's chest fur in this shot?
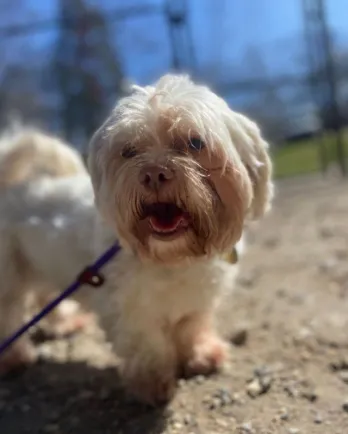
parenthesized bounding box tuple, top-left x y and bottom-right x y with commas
(91, 252, 239, 343)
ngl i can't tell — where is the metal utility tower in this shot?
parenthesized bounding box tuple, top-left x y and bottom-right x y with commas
(302, 0, 346, 176)
(165, 0, 195, 73)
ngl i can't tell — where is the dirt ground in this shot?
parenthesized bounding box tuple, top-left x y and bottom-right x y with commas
(1, 173, 348, 434)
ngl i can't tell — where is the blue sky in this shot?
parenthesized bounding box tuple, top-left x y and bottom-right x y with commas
(9, 0, 348, 75)
(2, 0, 348, 109)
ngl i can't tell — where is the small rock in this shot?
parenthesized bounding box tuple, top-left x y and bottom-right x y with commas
(289, 294, 305, 306)
(330, 357, 348, 372)
(334, 248, 348, 260)
(230, 326, 248, 346)
(216, 418, 229, 428)
(314, 413, 323, 424)
(78, 389, 94, 400)
(260, 375, 273, 392)
(183, 414, 194, 426)
(195, 375, 205, 385)
(288, 428, 300, 434)
(207, 389, 234, 410)
(300, 350, 311, 362)
(261, 321, 270, 330)
(294, 327, 313, 344)
(319, 226, 334, 238)
(213, 388, 234, 406)
(238, 270, 258, 288)
(284, 384, 299, 398)
(239, 421, 254, 433)
(172, 421, 183, 430)
(221, 407, 235, 417)
(43, 424, 60, 433)
(263, 236, 279, 248)
(332, 269, 348, 285)
(342, 399, 348, 413)
(207, 397, 221, 410)
(232, 392, 244, 405)
(247, 379, 262, 398)
(279, 407, 289, 421)
(301, 389, 318, 403)
(318, 258, 337, 273)
(247, 370, 273, 398)
(254, 365, 272, 378)
(169, 416, 181, 427)
(276, 287, 287, 298)
(339, 371, 348, 384)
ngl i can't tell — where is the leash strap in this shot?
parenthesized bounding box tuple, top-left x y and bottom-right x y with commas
(0, 242, 121, 356)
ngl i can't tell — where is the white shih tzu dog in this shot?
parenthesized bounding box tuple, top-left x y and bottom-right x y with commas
(0, 75, 273, 406)
(88, 74, 273, 402)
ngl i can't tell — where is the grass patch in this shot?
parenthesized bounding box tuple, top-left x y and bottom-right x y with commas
(272, 131, 348, 178)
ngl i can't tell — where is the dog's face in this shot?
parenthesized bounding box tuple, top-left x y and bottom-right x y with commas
(88, 75, 273, 263)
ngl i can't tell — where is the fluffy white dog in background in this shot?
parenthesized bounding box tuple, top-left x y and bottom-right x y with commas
(0, 75, 272, 406)
(0, 126, 105, 369)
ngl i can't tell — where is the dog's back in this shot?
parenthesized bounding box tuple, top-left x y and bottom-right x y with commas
(0, 126, 92, 356)
(0, 126, 86, 188)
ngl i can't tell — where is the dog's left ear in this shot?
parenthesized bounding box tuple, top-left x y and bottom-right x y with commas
(87, 128, 106, 210)
(224, 111, 273, 219)
(87, 116, 114, 203)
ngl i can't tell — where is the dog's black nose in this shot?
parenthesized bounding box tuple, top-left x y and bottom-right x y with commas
(139, 165, 174, 191)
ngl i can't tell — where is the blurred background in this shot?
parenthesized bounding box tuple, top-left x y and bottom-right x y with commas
(0, 0, 347, 179)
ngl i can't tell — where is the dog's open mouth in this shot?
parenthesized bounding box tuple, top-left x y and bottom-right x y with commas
(142, 202, 190, 237)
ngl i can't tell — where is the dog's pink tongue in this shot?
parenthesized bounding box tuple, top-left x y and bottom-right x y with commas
(150, 215, 185, 233)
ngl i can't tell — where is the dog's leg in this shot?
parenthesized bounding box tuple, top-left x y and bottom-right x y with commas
(33, 290, 94, 338)
(0, 235, 37, 375)
(107, 320, 177, 406)
(174, 312, 229, 378)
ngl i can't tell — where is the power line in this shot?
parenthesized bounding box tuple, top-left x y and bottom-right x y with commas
(216, 75, 307, 94)
(302, 0, 346, 176)
(0, 4, 163, 37)
(165, 0, 196, 72)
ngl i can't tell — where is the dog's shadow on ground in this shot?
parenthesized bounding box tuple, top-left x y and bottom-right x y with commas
(0, 360, 169, 434)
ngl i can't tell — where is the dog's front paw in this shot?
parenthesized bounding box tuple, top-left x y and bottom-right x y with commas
(0, 341, 37, 376)
(46, 311, 95, 338)
(38, 299, 94, 338)
(121, 361, 176, 406)
(183, 335, 229, 378)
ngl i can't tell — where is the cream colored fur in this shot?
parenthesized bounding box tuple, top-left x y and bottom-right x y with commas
(0, 126, 87, 186)
(0, 127, 92, 339)
(0, 75, 272, 406)
(88, 74, 273, 403)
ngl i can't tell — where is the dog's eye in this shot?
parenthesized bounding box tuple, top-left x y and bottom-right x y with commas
(188, 138, 205, 151)
(121, 147, 137, 159)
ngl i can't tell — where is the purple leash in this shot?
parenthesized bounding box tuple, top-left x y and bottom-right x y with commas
(0, 242, 121, 356)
